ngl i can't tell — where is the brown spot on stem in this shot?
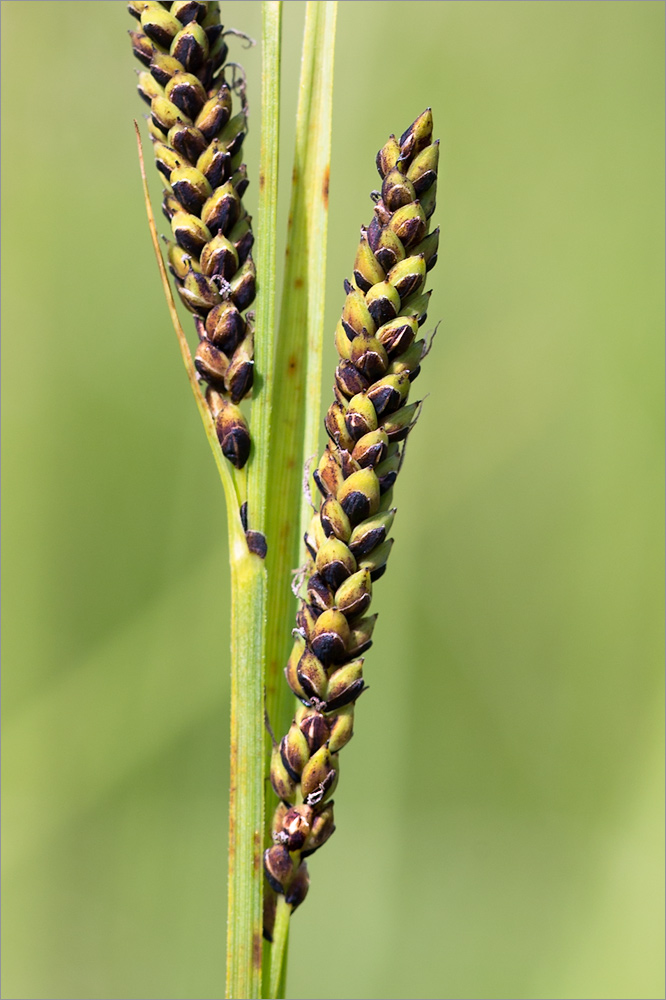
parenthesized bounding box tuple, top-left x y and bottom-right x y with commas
(288, 353, 298, 374)
(294, 276, 304, 289)
(253, 929, 263, 969)
(253, 830, 262, 872)
(292, 166, 299, 184)
(322, 165, 330, 208)
(259, 170, 265, 191)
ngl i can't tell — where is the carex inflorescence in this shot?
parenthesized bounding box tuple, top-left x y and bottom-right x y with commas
(128, 1, 254, 468)
(264, 110, 439, 926)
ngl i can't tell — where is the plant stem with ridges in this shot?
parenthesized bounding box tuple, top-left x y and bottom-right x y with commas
(248, 2, 282, 538)
(264, 0, 338, 769)
(269, 895, 292, 999)
(298, 0, 337, 542)
(263, 4, 317, 749)
(262, 3, 337, 995)
(226, 6, 283, 993)
(226, 546, 266, 1000)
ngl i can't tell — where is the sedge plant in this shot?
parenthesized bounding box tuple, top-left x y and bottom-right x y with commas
(126, 3, 439, 997)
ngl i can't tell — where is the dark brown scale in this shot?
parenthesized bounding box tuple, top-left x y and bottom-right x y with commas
(233, 223, 254, 264)
(349, 525, 386, 558)
(367, 294, 397, 328)
(206, 301, 245, 352)
(204, 190, 240, 236)
(194, 340, 228, 386)
(171, 31, 206, 73)
(352, 435, 387, 469)
(201, 240, 238, 280)
(174, 1, 207, 26)
(339, 490, 372, 525)
(170, 124, 207, 161)
(366, 381, 403, 417)
(228, 261, 256, 310)
(169, 79, 206, 119)
(197, 98, 232, 142)
(174, 224, 208, 257)
(297, 656, 327, 704)
(338, 449, 359, 479)
(205, 22, 224, 44)
(232, 165, 250, 198)
(335, 360, 369, 398)
(323, 680, 365, 714)
(306, 574, 334, 612)
(280, 739, 304, 784)
(141, 20, 177, 49)
(350, 337, 389, 383)
(162, 194, 180, 221)
(129, 30, 155, 66)
(201, 147, 231, 188)
(219, 423, 250, 469)
(299, 714, 330, 754)
(226, 358, 253, 403)
(318, 556, 350, 591)
(344, 407, 373, 442)
(172, 175, 208, 214)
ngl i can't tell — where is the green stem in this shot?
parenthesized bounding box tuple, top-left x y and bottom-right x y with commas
(298, 0, 337, 542)
(263, 3, 318, 748)
(269, 896, 292, 1000)
(264, 0, 338, 765)
(262, 4, 337, 995)
(226, 547, 266, 1000)
(225, 7, 282, 996)
(248, 2, 282, 538)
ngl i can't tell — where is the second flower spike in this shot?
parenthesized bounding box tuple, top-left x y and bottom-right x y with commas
(265, 109, 440, 927)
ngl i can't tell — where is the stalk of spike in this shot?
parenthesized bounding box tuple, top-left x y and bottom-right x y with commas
(264, 110, 439, 925)
(128, 0, 255, 468)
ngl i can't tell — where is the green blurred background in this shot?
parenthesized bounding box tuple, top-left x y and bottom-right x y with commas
(2, 2, 664, 998)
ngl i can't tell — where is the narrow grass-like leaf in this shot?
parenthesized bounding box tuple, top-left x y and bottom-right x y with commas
(298, 1, 337, 542)
(248, 2, 282, 538)
(263, 6, 316, 750)
(264, 0, 338, 781)
(262, 5, 337, 994)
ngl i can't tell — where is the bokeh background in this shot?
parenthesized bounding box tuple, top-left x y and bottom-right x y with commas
(2, 2, 664, 998)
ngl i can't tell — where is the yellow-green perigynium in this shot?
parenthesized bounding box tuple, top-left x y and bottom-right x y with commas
(128, 0, 253, 467)
(264, 110, 439, 926)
